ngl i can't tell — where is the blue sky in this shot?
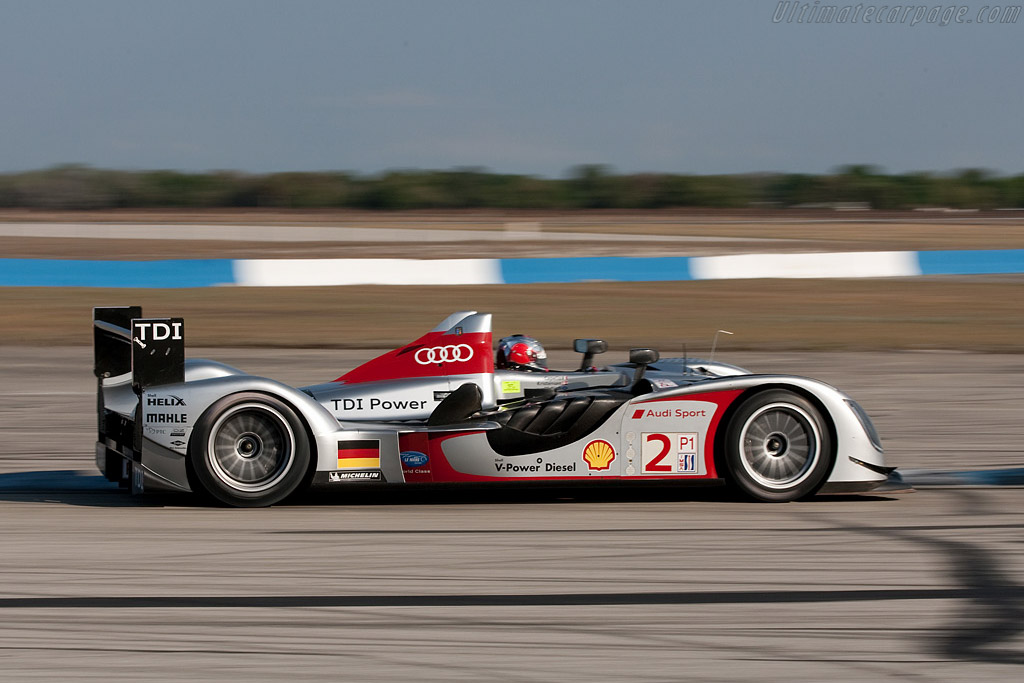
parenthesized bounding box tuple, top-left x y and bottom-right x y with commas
(1, 0, 1021, 176)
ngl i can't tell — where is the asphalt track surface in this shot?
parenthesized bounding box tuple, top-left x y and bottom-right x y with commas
(0, 221, 786, 244)
(2, 348, 1024, 681)
(0, 221, 802, 260)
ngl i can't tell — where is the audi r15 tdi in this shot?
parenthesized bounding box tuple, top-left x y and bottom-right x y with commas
(92, 307, 893, 507)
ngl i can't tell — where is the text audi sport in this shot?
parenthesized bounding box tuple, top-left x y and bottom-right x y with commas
(93, 307, 893, 507)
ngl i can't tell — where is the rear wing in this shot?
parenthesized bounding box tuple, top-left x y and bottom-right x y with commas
(93, 306, 185, 393)
(93, 306, 185, 486)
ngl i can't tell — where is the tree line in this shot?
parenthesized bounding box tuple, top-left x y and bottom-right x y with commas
(1, 164, 1022, 210)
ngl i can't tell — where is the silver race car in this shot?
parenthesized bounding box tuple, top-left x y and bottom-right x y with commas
(93, 307, 892, 507)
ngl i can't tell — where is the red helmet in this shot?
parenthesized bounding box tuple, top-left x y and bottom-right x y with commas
(496, 335, 548, 372)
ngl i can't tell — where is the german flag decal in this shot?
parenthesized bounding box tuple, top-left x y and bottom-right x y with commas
(337, 439, 381, 469)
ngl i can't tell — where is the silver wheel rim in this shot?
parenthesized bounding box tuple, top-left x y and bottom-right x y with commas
(738, 402, 821, 490)
(207, 403, 295, 493)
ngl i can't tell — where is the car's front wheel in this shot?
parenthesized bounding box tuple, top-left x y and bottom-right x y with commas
(723, 389, 833, 502)
(189, 392, 310, 507)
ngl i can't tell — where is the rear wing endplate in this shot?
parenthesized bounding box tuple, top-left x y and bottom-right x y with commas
(93, 306, 185, 393)
(93, 306, 186, 487)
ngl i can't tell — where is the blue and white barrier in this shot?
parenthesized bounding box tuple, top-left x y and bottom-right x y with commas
(690, 251, 921, 280)
(233, 258, 502, 287)
(0, 258, 236, 288)
(2, 249, 1023, 287)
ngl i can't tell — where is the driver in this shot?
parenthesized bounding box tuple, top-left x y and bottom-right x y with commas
(495, 335, 549, 372)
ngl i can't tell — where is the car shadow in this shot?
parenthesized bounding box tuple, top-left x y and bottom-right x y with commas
(0, 470, 200, 508)
(0, 470, 901, 508)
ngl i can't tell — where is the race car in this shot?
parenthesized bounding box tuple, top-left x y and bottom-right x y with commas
(92, 307, 893, 507)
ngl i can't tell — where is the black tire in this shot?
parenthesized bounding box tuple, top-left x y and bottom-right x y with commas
(189, 392, 311, 507)
(723, 389, 833, 502)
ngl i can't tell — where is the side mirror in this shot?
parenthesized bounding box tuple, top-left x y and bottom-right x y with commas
(573, 338, 607, 370)
(628, 348, 659, 366)
(573, 339, 607, 354)
(629, 348, 660, 387)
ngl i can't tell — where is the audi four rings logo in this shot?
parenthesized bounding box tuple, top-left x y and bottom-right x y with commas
(414, 344, 474, 365)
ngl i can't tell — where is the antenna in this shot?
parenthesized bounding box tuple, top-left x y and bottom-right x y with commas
(710, 330, 734, 361)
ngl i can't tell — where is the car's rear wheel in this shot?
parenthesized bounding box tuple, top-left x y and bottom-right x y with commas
(723, 389, 832, 502)
(190, 392, 310, 507)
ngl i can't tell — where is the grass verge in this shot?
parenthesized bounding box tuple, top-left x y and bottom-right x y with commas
(2, 277, 1022, 351)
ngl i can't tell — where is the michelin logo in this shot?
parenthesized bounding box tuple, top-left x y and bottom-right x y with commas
(329, 471, 382, 482)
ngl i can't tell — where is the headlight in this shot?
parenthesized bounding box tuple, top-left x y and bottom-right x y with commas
(845, 399, 883, 452)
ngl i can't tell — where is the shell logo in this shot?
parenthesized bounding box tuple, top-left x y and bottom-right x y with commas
(582, 439, 616, 471)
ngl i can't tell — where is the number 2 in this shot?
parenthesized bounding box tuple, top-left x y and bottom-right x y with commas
(644, 433, 673, 472)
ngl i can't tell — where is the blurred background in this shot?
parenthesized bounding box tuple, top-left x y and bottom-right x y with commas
(1, 0, 1022, 352)
(2, 163, 1023, 211)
